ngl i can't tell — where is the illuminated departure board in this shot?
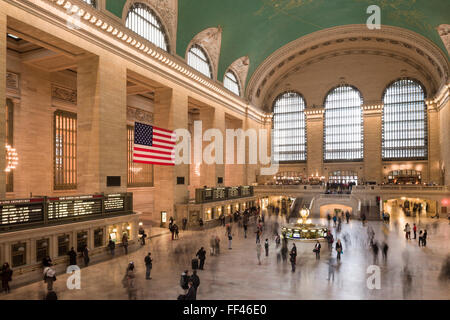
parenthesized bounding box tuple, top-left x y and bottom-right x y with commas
(104, 194, 125, 213)
(213, 188, 226, 201)
(48, 196, 102, 220)
(0, 199, 44, 226)
(227, 187, 239, 198)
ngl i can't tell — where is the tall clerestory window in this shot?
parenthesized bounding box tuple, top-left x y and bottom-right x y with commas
(324, 85, 363, 161)
(272, 92, 307, 162)
(224, 70, 240, 96)
(187, 45, 212, 79)
(382, 79, 427, 160)
(126, 2, 169, 52)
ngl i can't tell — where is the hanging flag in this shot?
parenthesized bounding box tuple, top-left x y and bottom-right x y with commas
(133, 122, 176, 166)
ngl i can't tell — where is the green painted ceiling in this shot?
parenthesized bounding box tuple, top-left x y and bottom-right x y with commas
(107, 0, 449, 86)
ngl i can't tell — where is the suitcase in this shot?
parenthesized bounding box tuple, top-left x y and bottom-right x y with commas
(192, 258, 199, 270)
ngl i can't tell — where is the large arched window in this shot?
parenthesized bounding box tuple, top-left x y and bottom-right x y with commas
(382, 79, 427, 160)
(82, 0, 96, 7)
(324, 85, 363, 161)
(125, 2, 169, 52)
(187, 45, 212, 79)
(272, 92, 306, 162)
(224, 70, 240, 96)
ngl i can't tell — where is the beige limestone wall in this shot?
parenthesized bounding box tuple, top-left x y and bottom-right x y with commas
(363, 112, 382, 183)
(306, 116, 323, 177)
(77, 55, 127, 195)
(428, 108, 441, 184)
(0, 12, 6, 197)
(440, 100, 450, 186)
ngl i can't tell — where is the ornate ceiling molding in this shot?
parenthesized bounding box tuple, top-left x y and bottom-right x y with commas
(121, 0, 178, 53)
(186, 27, 223, 80)
(246, 25, 450, 108)
(227, 56, 250, 97)
(438, 24, 450, 56)
(263, 48, 438, 111)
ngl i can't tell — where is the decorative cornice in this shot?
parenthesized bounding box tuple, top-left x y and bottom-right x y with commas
(34, 0, 270, 123)
(247, 25, 450, 107)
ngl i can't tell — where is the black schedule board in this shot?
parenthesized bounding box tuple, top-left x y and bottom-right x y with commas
(104, 194, 125, 213)
(0, 199, 44, 226)
(48, 196, 102, 220)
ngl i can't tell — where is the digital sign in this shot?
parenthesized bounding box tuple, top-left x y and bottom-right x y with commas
(48, 195, 103, 220)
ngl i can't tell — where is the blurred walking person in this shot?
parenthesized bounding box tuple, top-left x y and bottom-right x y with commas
(122, 233, 129, 254)
(313, 240, 321, 260)
(335, 239, 343, 261)
(256, 243, 262, 265)
(1, 263, 13, 294)
(382, 242, 389, 262)
(144, 252, 152, 280)
(264, 239, 269, 257)
(123, 262, 137, 300)
(228, 233, 233, 250)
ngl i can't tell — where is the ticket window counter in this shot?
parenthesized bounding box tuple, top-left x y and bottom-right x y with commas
(94, 228, 104, 248)
(205, 208, 213, 221)
(11, 243, 26, 268)
(226, 205, 231, 215)
(77, 231, 88, 252)
(216, 207, 223, 219)
(108, 226, 118, 243)
(57, 234, 70, 257)
(36, 238, 50, 263)
(234, 204, 240, 212)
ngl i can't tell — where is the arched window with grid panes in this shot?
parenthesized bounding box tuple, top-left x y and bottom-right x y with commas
(125, 2, 169, 52)
(382, 79, 427, 160)
(82, 0, 96, 7)
(323, 85, 363, 162)
(224, 70, 240, 96)
(187, 44, 213, 79)
(272, 91, 307, 162)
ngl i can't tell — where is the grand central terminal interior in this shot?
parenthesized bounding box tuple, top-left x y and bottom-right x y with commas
(0, 0, 449, 304)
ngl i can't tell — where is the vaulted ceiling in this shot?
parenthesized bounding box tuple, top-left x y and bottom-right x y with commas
(106, 0, 449, 89)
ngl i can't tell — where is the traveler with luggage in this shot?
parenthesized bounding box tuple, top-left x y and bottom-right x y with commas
(196, 247, 206, 270)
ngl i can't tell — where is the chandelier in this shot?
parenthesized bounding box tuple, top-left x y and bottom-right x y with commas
(5, 144, 18, 172)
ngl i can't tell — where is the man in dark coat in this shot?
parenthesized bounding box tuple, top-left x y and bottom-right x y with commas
(196, 247, 206, 270)
(184, 281, 197, 300)
(190, 270, 200, 292)
(1, 262, 13, 293)
(68, 247, 77, 266)
(42, 256, 52, 267)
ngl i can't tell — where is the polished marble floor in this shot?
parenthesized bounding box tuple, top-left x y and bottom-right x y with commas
(1, 208, 449, 300)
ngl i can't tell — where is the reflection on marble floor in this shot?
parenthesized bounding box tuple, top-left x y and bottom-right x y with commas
(1, 211, 449, 300)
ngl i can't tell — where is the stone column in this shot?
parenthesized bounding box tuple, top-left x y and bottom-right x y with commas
(363, 109, 382, 183)
(439, 97, 450, 185)
(428, 104, 440, 184)
(198, 107, 225, 187)
(153, 88, 189, 223)
(77, 54, 127, 195)
(306, 113, 324, 178)
(0, 12, 6, 198)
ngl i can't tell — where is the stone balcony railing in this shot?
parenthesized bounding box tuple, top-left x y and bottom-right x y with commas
(353, 185, 449, 192)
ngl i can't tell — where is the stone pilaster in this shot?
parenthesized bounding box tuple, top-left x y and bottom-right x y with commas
(198, 107, 225, 187)
(439, 98, 450, 186)
(306, 113, 323, 177)
(0, 12, 6, 198)
(363, 110, 382, 183)
(77, 55, 127, 194)
(153, 88, 189, 223)
(428, 105, 440, 184)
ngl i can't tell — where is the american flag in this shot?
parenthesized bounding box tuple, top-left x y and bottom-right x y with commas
(133, 122, 176, 166)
